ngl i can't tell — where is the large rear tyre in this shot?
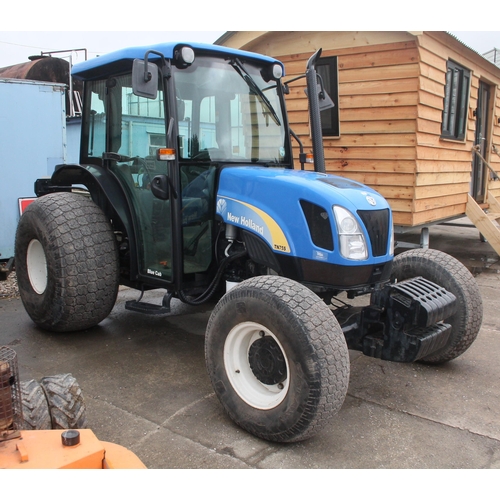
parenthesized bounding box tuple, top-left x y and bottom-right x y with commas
(391, 248, 483, 364)
(205, 275, 350, 443)
(15, 192, 119, 332)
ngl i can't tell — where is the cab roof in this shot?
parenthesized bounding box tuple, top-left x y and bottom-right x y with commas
(72, 41, 284, 81)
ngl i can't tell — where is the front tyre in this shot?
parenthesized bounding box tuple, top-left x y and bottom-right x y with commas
(15, 192, 119, 332)
(205, 275, 350, 443)
(391, 248, 483, 364)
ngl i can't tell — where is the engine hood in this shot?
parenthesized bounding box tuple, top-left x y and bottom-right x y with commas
(216, 166, 392, 266)
(217, 167, 388, 211)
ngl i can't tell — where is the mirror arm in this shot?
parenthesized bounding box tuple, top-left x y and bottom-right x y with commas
(316, 72, 326, 100)
(143, 50, 167, 82)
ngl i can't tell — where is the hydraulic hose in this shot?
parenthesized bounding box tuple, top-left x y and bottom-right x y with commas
(178, 250, 247, 306)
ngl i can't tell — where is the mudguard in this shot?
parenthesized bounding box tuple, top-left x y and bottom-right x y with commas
(35, 163, 134, 236)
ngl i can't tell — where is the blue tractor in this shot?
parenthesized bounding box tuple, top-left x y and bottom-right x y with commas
(15, 42, 482, 442)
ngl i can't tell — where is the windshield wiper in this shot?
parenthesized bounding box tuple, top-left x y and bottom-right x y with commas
(229, 58, 281, 126)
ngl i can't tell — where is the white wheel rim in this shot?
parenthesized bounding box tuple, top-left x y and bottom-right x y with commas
(26, 239, 48, 295)
(224, 321, 290, 410)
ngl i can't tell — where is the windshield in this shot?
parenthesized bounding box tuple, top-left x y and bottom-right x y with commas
(173, 55, 289, 164)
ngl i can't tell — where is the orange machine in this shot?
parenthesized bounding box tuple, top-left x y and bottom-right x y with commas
(0, 346, 146, 469)
(1, 429, 146, 468)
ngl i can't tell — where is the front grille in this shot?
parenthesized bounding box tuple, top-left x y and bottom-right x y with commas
(357, 209, 389, 257)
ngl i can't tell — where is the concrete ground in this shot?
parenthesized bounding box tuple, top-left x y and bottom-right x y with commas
(1, 217, 499, 469)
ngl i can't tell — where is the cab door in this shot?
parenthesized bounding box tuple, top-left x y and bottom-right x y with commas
(87, 73, 174, 283)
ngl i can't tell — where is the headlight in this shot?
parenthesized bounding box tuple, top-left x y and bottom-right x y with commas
(333, 206, 368, 260)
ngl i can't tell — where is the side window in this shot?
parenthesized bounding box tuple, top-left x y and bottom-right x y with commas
(317, 56, 340, 137)
(85, 81, 107, 161)
(441, 60, 471, 141)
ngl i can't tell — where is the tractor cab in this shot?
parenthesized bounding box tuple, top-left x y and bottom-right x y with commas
(72, 43, 291, 292)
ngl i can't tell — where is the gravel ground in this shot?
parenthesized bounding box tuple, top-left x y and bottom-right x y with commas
(0, 272, 20, 299)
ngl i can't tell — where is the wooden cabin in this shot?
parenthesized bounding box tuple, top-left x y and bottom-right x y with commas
(217, 32, 500, 254)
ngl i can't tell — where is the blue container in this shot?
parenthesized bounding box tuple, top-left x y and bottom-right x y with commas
(0, 78, 67, 265)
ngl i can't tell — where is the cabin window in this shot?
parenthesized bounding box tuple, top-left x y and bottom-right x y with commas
(317, 56, 340, 137)
(441, 60, 471, 141)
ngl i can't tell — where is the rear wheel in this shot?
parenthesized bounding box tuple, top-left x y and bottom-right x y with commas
(205, 275, 350, 443)
(391, 248, 483, 364)
(15, 192, 119, 332)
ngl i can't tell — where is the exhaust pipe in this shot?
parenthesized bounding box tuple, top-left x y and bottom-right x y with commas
(305, 48, 335, 174)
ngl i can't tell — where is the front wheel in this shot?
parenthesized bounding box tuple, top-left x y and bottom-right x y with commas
(391, 248, 483, 364)
(15, 192, 119, 332)
(205, 275, 350, 443)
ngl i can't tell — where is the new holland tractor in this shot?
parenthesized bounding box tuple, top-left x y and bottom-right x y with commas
(14, 42, 483, 443)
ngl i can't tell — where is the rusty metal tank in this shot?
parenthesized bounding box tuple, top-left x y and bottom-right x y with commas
(0, 55, 70, 82)
(0, 55, 83, 114)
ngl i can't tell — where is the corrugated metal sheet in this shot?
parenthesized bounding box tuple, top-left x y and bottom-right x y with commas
(445, 32, 500, 70)
(483, 48, 500, 68)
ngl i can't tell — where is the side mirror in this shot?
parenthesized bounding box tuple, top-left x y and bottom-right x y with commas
(132, 59, 158, 99)
(151, 175, 170, 200)
(304, 76, 335, 112)
(317, 85, 335, 112)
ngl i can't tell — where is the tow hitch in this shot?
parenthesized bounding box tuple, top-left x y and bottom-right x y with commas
(337, 277, 457, 363)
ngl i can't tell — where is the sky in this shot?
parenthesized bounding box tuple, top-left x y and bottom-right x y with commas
(0, 31, 498, 70)
(0, 2, 498, 69)
(0, 31, 227, 68)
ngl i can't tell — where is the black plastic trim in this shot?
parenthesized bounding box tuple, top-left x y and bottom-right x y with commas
(276, 253, 393, 290)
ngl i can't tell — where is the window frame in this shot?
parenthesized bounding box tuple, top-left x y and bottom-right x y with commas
(441, 60, 471, 142)
(316, 56, 340, 138)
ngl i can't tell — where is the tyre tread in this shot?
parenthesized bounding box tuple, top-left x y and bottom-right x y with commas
(19, 379, 51, 430)
(40, 373, 87, 429)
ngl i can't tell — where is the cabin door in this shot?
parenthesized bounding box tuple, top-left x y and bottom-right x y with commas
(471, 81, 491, 203)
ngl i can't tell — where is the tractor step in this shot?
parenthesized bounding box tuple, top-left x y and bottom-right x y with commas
(125, 292, 172, 315)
